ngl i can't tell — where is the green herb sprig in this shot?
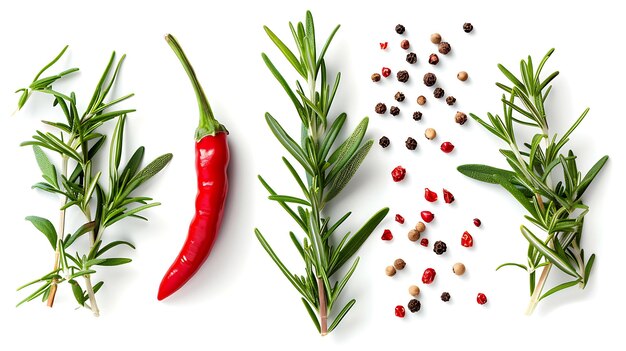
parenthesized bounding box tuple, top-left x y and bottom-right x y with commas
(15, 46, 172, 316)
(458, 49, 608, 314)
(254, 11, 388, 335)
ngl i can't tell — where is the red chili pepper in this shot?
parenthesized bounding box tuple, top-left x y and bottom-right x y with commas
(381, 229, 393, 241)
(461, 231, 474, 247)
(424, 188, 438, 202)
(395, 214, 405, 224)
(420, 210, 435, 223)
(380, 42, 388, 49)
(442, 189, 455, 204)
(158, 34, 230, 301)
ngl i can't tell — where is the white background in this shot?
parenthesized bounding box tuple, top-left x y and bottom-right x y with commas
(1, 0, 624, 349)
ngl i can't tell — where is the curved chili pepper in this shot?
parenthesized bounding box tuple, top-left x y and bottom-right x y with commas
(157, 34, 229, 301)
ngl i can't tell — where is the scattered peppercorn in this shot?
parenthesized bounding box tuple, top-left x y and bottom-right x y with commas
(457, 71, 469, 81)
(421, 211, 435, 223)
(428, 53, 439, 65)
(424, 128, 437, 140)
(440, 142, 455, 153)
(415, 221, 426, 233)
(453, 262, 466, 276)
(406, 52, 417, 64)
(394, 91, 405, 102)
(417, 95, 427, 105)
(424, 188, 438, 202)
(477, 293, 488, 305)
(430, 33, 442, 44)
(461, 231, 474, 247)
(395, 214, 405, 224)
(395, 305, 406, 318)
(455, 111, 468, 125)
(382, 67, 391, 77)
(386, 265, 396, 276)
(380, 42, 388, 49)
(433, 87, 444, 98)
(422, 268, 436, 284)
(408, 229, 420, 242)
(473, 218, 482, 227)
(371, 73, 381, 82)
(405, 137, 417, 150)
(390, 106, 400, 116)
(433, 240, 447, 255)
(408, 299, 421, 313)
(441, 292, 451, 302)
(394, 258, 406, 270)
(409, 285, 421, 297)
(400, 39, 410, 49)
(420, 238, 429, 247)
(382, 229, 393, 241)
(375, 102, 387, 114)
(442, 189, 455, 204)
(392, 166, 406, 182)
(413, 111, 423, 121)
(423, 72, 437, 87)
(395, 24, 406, 34)
(463, 22, 474, 33)
(446, 96, 456, 105)
(438, 41, 451, 55)
(397, 70, 409, 83)
(379, 136, 390, 148)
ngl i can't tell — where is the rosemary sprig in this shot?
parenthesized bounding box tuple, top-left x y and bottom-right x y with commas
(15, 46, 172, 316)
(254, 11, 388, 335)
(458, 49, 608, 314)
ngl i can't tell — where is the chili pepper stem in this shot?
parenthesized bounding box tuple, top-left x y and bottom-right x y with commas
(317, 277, 328, 335)
(46, 156, 69, 307)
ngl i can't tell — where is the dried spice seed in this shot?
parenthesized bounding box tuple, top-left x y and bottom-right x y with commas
(473, 218, 482, 227)
(408, 299, 421, 313)
(381, 229, 393, 241)
(457, 71, 469, 81)
(400, 39, 410, 50)
(424, 188, 438, 202)
(477, 293, 488, 305)
(440, 142, 455, 153)
(446, 96, 456, 106)
(379, 136, 390, 148)
(409, 285, 421, 296)
(415, 221, 426, 233)
(375, 102, 387, 114)
(424, 128, 436, 140)
(422, 268, 436, 284)
(390, 106, 400, 116)
(433, 87, 445, 98)
(397, 70, 409, 83)
(408, 229, 420, 242)
(386, 265, 396, 276)
(394, 91, 406, 102)
(371, 73, 381, 82)
(405, 137, 417, 150)
(380, 42, 388, 49)
(423, 72, 437, 87)
(382, 67, 391, 77)
(420, 238, 429, 247)
(395, 305, 406, 318)
(443, 189, 455, 203)
(417, 95, 427, 106)
(438, 41, 451, 55)
(406, 52, 418, 64)
(430, 33, 442, 44)
(392, 166, 406, 182)
(394, 258, 406, 270)
(395, 214, 405, 224)
(421, 211, 434, 223)
(413, 111, 423, 121)
(455, 111, 468, 125)
(453, 262, 466, 276)
(441, 292, 451, 302)
(433, 240, 447, 255)
(428, 53, 440, 65)
(461, 231, 474, 247)
(395, 24, 406, 34)
(463, 23, 474, 33)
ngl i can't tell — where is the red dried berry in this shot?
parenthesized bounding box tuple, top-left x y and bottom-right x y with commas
(422, 268, 436, 284)
(420, 211, 434, 223)
(392, 166, 406, 182)
(382, 67, 391, 77)
(477, 293, 488, 305)
(382, 229, 393, 241)
(443, 189, 455, 204)
(424, 188, 438, 202)
(380, 42, 388, 49)
(395, 214, 405, 224)
(461, 231, 474, 247)
(473, 218, 482, 227)
(440, 142, 455, 153)
(420, 238, 429, 247)
(395, 305, 406, 317)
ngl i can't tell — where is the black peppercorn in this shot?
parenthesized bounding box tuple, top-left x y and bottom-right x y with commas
(428, 53, 439, 65)
(397, 70, 409, 83)
(413, 111, 423, 121)
(395, 92, 405, 102)
(395, 24, 406, 34)
(371, 73, 381, 82)
(433, 240, 447, 255)
(441, 292, 451, 302)
(375, 102, 387, 114)
(408, 299, 421, 313)
(423, 73, 437, 87)
(463, 22, 474, 33)
(390, 106, 400, 116)
(433, 87, 444, 99)
(379, 136, 390, 148)
(455, 111, 468, 125)
(405, 137, 417, 150)
(446, 96, 456, 106)
(438, 42, 451, 55)
(406, 52, 417, 64)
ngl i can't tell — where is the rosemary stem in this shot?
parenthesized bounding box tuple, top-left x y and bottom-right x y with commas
(84, 274, 100, 317)
(526, 263, 552, 315)
(317, 277, 328, 336)
(47, 156, 69, 307)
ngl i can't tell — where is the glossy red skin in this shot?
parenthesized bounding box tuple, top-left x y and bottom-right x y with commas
(157, 132, 229, 300)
